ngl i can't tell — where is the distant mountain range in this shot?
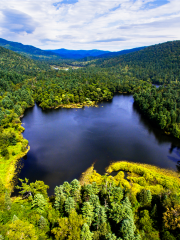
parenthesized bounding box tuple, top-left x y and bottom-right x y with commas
(0, 38, 60, 60)
(96, 47, 146, 59)
(49, 48, 111, 59)
(0, 38, 146, 60)
(49, 47, 146, 60)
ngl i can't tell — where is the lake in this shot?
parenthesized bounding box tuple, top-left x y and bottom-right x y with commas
(18, 94, 180, 194)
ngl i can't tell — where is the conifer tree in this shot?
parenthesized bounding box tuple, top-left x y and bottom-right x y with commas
(81, 223, 93, 240)
(4, 190, 11, 210)
(65, 197, 75, 214)
(89, 194, 100, 208)
(62, 181, 72, 198)
(110, 187, 123, 204)
(38, 216, 47, 230)
(82, 202, 94, 226)
(70, 179, 81, 202)
(120, 219, 136, 240)
(31, 194, 47, 214)
(93, 204, 107, 230)
(54, 185, 66, 213)
(138, 189, 152, 206)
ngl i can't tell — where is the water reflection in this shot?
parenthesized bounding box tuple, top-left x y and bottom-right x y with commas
(176, 161, 180, 173)
(19, 95, 180, 194)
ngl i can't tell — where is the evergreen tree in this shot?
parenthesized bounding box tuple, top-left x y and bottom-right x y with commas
(120, 219, 136, 240)
(82, 202, 94, 226)
(65, 197, 75, 214)
(31, 194, 47, 214)
(63, 181, 72, 198)
(38, 216, 48, 230)
(81, 223, 94, 240)
(138, 189, 152, 206)
(93, 204, 107, 230)
(4, 190, 11, 210)
(110, 187, 123, 204)
(54, 185, 66, 213)
(70, 179, 81, 202)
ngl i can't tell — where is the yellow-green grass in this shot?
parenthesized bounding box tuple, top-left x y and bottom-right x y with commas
(106, 161, 180, 195)
(80, 161, 180, 196)
(55, 101, 98, 109)
(79, 164, 94, 185)
(0, 126, 30, 190)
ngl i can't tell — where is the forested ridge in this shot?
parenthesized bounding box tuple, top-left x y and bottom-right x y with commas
(0, 41, 180, 239)
(0, 38, 61, 60)
(95, 40, 180, 84)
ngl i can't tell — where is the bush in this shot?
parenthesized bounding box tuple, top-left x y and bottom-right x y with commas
(21, 145, 27, 152)
(1, 147, 9, 159)
(12, 151, 16, 156)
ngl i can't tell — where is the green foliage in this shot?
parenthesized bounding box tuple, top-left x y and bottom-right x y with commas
(81, 223, 94, 240)
(6, 219, 38, 239)
(31, 194, 47, 214)
(52, 209, 84, 240)
(138, 189, 152, 207)
(0, 171, 180, 239)
(1, 40, 180, 239)
(133, 84, 180, 138)
(95, 40, 180, 85)
(4, 190, 11, 211)
(65, 197, 75, 214)
(82, 202, 94, 226)
(138, 210, 159, 240)
(16, 178, 49, 198)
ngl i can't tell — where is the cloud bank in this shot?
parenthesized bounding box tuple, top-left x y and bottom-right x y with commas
(0, 0, 179, 51)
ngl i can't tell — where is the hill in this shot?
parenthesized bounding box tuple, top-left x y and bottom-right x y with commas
(95, 40, 180, 84)
(0, 38, 60, 60)
(0, 46, 50, 75)
(96, 46, 146, 59)
(49, 48, 110, 59)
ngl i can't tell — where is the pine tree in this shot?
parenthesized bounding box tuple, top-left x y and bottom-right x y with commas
(82, 202, 94, 226)
(70, 179, 81, 202)
(89, 194, 100, 208)
(93, 204, 107, 230)
(31, 194, 47, 214)
(65, 197, 75, 214)
(81, 223, 93, 240)
(110, 187, 123, 204)
(38, 216, 47, 230)
(106, 233, 117, 240)
(110, 197, 133, 224)
(121, 219, 136, 240)
(63, 181, 72, 198)
(54, 185, 66, 214)
(4, 190, 11, 210)
(138, 189, 152, 206)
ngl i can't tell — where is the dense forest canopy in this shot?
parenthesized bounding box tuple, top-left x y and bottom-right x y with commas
(0, 40, 180, 239)
(95, 40, 180, 84)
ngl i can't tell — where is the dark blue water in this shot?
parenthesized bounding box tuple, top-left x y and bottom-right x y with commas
(19, 95, 180, 194)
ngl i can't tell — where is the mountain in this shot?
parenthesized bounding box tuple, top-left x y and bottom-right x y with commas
(49, 48, 110, 59)
(97, 46, 146, 58)
(95, 40, 180, 84)
(0, 38, 60, 60)
(0, 46, 50, 74)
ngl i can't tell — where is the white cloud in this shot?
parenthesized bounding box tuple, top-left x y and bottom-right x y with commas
(0, 0, 179, 51)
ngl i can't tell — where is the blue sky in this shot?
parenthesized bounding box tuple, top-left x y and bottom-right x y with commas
(0, 0, 179, 51)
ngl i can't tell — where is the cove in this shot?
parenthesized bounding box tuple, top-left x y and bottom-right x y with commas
(19, 94, 180, 194)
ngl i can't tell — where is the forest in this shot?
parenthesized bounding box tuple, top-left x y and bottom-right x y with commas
(0, 162, 180, 239)
(0, 40, 180, 239)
